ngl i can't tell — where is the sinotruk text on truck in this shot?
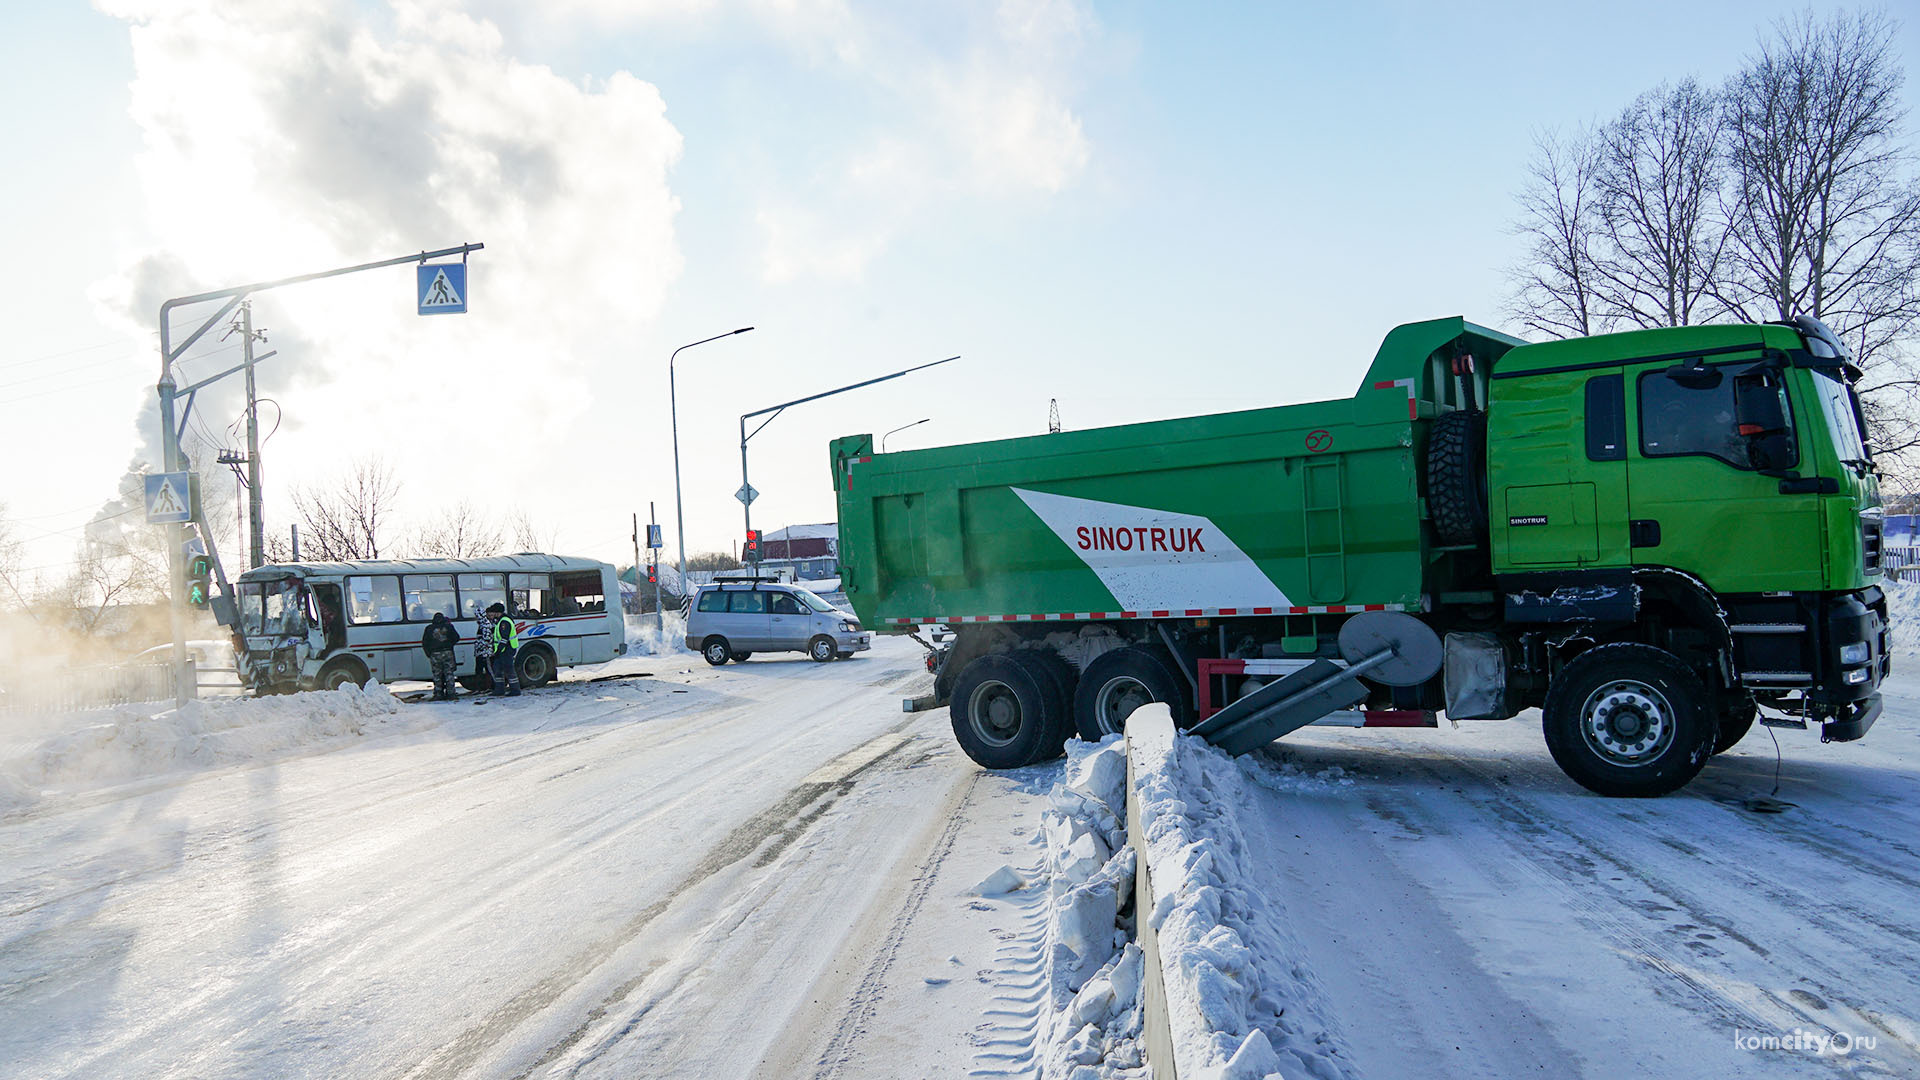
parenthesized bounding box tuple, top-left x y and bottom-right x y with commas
(829, 315, 1886, 797)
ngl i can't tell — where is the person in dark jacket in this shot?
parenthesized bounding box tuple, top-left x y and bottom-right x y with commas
(422, 612, 461, 701)
(487, 602, 521, 697)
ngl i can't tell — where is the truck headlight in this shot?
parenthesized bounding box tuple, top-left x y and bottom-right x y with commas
(1845, 667, 1871, 684)
(1840, 642, 1870, 666)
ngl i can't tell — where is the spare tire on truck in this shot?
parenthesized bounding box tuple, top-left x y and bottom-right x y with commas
(1427, 409, 1488, 546)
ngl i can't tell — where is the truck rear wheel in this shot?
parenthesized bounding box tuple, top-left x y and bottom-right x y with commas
(1011, 649, 1076, 754)
(950, 654, 1057, 769)
(1542, 644, 1716, 797)
(1073, 645, 1190, 741)
(1427, 409, 1488, 546)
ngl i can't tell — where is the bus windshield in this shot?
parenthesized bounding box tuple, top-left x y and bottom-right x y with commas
(240, 579, 307, 636)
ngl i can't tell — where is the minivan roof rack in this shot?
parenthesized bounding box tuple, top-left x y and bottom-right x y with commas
(710, 573, 782, 584)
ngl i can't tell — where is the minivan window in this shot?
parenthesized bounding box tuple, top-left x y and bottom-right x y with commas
(770, 593, 803, 615)
(696, 590, 728, 612)
(730, 591, 768, 614)
(797, 590, 836, 614)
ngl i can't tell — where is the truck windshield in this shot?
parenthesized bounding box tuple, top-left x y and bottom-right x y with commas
(239, 579, 306, 636)
(1811, 370, 1870, 465)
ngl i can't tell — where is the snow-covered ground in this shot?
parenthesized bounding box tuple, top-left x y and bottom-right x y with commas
(7, 600, 1920, 1079)
(0, 637, 1063, 1079)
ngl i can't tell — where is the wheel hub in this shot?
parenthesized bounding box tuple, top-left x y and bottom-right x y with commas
(1581, 681, 1675, 766)
(969, 681, 1022, 747)
(1096, 677, 1152, 735)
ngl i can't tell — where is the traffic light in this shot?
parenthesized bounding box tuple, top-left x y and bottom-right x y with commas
(646, 563, 657, 585)
(745, 529, 760, 563)
(186, 554, 213, 609)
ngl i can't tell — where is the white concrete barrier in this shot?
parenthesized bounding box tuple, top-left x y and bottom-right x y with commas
(1124, 703, 1181, 1080)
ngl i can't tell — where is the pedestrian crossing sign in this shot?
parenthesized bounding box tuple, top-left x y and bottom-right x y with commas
(144, 472, 192, 524)
(417, 263, 468, 315)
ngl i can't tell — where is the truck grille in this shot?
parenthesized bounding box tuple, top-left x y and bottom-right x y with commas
(1863, 516, 1883, 573)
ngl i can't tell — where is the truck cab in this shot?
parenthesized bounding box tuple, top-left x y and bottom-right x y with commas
(1485, 315, 1886, 742)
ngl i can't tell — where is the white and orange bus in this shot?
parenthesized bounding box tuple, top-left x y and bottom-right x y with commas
(234, 554, 624, 693)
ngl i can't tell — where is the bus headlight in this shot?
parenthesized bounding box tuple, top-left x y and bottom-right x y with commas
(1840, 642, 1870, 666)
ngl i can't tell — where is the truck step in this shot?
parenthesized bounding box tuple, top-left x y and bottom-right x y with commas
(1760, 715, 1809, 731)
(1741, 671, 1814, 685)
(1729, 623, 1808, 635)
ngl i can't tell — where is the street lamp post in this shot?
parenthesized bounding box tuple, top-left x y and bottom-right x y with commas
(880, 417, 931, 453)
(738, 357, 958, 555)
(669, 327, 753, 599)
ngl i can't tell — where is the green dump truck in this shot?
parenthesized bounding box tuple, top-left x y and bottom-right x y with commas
(828, 315, 1887, 796)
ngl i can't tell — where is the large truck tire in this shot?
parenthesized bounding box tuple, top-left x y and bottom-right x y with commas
(1011, 649, 1077, 754)
(1073, 645, 1191, 741)
(1427, 409, 1488, 546)
(1542, 643, 1717, 797)
(950, 654, 1060, 769)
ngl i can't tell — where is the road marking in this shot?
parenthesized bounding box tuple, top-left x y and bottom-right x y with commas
(803, 732, 909, 785)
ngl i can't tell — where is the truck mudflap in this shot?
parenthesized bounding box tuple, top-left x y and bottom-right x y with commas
(1822, 694, 1881, 743)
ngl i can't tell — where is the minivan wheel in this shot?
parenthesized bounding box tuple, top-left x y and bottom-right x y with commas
(809, 636, 836, 663)
(702, 637, 732, 666)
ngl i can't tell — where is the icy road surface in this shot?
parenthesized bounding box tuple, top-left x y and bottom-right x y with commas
(0, 638, 1053, 1079)
(1242, 677, 1920, 1080)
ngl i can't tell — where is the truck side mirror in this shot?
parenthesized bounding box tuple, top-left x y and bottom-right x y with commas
(1734, 371, 1793, 471)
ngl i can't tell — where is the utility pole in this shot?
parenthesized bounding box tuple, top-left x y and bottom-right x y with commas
(241, 303, 265, 568)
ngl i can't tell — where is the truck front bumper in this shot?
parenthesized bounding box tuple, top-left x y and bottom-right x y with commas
(1823, 694, 1882, 742)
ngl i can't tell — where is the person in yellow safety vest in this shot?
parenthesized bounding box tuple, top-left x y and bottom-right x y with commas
(486, 602, 522, 697)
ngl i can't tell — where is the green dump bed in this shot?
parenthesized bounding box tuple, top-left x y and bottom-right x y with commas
(830, 318, 1524, 631)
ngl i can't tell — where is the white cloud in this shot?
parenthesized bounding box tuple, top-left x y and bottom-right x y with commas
(92, 0, 684, 530)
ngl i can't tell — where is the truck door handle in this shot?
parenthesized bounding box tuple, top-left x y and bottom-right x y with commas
(1631, 519, 1661, 548)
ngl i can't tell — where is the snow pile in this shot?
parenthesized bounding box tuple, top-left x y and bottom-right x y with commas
(1025, 735, 1146, 1078)
(623, 611, 695, 657)
(0, 683, 435, 813)
(1884, 578, 1920, 655)
(1129, 707, 1355, 1080)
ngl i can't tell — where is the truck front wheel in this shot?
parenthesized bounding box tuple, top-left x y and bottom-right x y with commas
(950, 654, 1057, 769)
(1542, 644, 1716, 797)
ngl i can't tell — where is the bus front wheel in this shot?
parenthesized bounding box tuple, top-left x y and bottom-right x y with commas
(318, 660, 370, 692)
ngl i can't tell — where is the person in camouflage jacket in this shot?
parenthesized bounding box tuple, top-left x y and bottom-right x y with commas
(474, 604, 498, 688)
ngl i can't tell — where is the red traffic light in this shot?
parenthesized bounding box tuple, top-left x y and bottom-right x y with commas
(745, 529, 760, 551)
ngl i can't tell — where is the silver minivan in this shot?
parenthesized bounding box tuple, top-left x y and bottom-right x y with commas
(685, 581, 871, 665)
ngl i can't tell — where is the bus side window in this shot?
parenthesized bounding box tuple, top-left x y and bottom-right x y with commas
(510, 573, 552, 618)
(555, 570, 604, 615)
(347, 575, 403, 624)
(459, 573, 506, 618)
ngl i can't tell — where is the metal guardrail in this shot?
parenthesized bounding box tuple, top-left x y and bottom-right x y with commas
(0, 661, 181, 714)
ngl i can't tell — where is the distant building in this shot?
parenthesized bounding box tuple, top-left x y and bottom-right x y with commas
(759, 523, 838, 580)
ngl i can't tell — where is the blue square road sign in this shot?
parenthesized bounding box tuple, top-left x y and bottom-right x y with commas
(417, 263, 468, 315)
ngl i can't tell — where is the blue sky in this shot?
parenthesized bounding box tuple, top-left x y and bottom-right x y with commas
(2, 1, 1915, 576)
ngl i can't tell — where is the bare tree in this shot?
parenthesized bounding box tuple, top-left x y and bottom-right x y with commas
(1508, 127, 1609, 338)
(1719, 10, 1920, 456)
(291, 457, 403, 561)
(0, 503, 34, 615)
(1591, 79, 1731, 328)
(505, 508, 554, 554)
(686, 551, 742, 572)
(414, 501, 505, 558)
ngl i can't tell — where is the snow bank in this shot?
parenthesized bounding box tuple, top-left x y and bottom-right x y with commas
(623, 611, 695, 657)
(1023, 735, 1146, 1078)
(0, 683, 438, 813)
(1128, 705, 1354, 1080)
(1885, 578, 1920, 656)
